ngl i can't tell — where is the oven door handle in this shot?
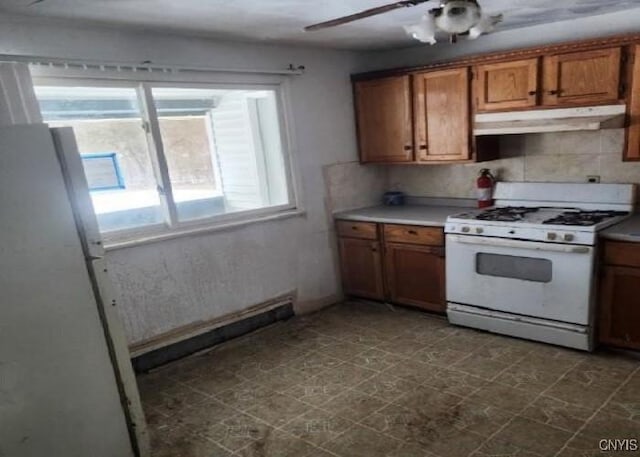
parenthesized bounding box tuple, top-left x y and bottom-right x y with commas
(447, 234, 592, 254)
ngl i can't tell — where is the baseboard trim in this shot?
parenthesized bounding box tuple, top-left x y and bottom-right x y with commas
(129, 293, 294, 356)
(131, 297, 294, 373)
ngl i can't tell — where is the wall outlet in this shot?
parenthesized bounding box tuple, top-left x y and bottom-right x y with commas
(587, 175, 601, 183)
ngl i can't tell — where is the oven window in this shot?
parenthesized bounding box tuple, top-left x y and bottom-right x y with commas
(476, 253, 552, 283)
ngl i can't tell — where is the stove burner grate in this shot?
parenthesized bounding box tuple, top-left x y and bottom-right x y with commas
(542, 210, 629, 226)
(476, 206, 540, 222)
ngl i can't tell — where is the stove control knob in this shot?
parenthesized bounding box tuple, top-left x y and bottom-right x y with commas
(547, 232, 557, 241)
(476, 227, 484, 234)
(564, 234, 575, 242)
(462, 226, 471, 233)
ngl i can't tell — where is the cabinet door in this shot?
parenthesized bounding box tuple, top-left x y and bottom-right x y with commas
(338, 237, 385, 300)
(385, 242, 445, 313)
(475, 59, 539, 111)
(354, 76, 413, 163)
(543, 48, 622, 106)
(414, 67, 470, 162)
(598, 265, 640, 350)
(626, 45, 640, 161)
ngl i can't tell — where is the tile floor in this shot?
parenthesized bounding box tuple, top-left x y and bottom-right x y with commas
(138, 301, 640, 457)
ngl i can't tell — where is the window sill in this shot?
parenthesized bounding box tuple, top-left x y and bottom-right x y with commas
(103, 208, 306, 251)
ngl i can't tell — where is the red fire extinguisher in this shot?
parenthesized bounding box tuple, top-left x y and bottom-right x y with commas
(477, 169, 496, 208)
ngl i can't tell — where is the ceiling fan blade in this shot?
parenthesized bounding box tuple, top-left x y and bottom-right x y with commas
(304, 0, 434, 31)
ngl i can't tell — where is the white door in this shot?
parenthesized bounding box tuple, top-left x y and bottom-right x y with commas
(0, 125, 136, 457)
(446, 234, 594, 325)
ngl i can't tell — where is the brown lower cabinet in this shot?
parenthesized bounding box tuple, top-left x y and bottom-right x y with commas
(337, 230, 385, 301)
(336, 220, 446, 313)
(598, 240, 640, 350)
(385, 242, 445, 313)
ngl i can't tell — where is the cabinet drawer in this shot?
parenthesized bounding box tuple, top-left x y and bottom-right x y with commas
(336, 221, 378, 240)
(603, 241, 640, 268)
(383, 224, 444, 246)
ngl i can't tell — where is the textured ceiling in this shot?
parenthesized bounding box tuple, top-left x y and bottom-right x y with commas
(1, 0, 639, 50)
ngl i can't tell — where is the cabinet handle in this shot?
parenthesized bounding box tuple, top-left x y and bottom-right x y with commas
(371, 244, 378, 252)
(549, 90, 561, 95)
(528, 91, 537, 96)
(408, 230, 418, 235)
(404, 145, 412, 151)
(351, 226, 359, 230)
(419, 145, 427, 150)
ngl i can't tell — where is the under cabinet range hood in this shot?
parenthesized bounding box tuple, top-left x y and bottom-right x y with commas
(474, 104, 626, 136)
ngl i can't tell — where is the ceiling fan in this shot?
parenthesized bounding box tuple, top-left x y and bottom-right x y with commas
(305, 0, 503, 45)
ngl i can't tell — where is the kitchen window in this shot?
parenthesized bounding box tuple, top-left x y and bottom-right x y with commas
(34, 81, 296, 242)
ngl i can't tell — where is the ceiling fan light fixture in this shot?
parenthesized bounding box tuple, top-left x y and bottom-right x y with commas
(304, 0, 502, 46)
(468, 13, 503, 40)
(403, 13, 437, 45)
(434, 0, 482, 34)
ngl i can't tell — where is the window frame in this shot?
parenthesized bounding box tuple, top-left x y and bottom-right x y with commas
(32, 72, 301, 247)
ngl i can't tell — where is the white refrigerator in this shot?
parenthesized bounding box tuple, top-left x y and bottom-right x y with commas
(0, 124, 148, 457)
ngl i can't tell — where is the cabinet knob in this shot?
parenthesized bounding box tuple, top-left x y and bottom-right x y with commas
(351, 226, 358, 230)
(419, 145, 427, 150)
(403, 145, 412, 151)
(528, 91, 537, 96)
(549, 89, 562, 95)
(408, 230, 418, 235)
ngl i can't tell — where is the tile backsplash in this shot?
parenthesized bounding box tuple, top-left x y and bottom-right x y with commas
(324, 161, 388, 213)
(388, 129, 640, 199)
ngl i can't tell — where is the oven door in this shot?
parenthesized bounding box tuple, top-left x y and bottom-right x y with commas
(446, 234, 595, 325)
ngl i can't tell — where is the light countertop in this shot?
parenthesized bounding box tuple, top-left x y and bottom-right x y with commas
(334, 204, 467, 227)
(601, 214, 640, 243)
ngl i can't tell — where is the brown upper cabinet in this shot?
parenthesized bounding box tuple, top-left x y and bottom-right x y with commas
(475, 48, 623, 112)
(543, 48, 622, 106)
(413, 67, 471, 162)
(354, 75, 413, 163)
(353, 34, 640, 163)
(355, 67, 479, 164)
(475, 59, 539, 111)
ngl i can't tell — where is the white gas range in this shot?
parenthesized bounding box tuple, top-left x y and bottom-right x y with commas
(445, 182, 636, 351)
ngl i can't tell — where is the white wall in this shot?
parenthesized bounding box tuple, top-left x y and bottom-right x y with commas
(0, 15, 364, 344)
